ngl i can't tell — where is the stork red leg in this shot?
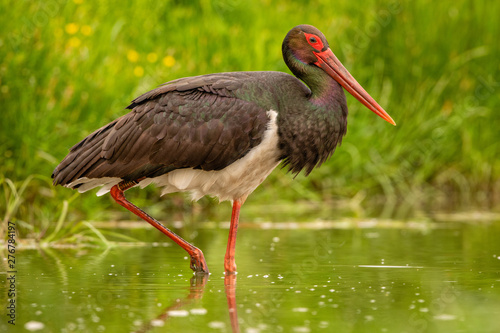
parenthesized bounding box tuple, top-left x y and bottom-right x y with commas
(110, 181, 209, 274)
(224, 199, 243, 274)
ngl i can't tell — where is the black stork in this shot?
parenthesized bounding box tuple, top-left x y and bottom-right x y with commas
(52, 25, 395, 275)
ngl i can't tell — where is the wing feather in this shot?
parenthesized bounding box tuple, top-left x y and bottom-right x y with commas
(52, 73, 270, 188)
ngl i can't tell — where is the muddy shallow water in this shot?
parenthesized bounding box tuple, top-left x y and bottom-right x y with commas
(2, 219, 500, 332)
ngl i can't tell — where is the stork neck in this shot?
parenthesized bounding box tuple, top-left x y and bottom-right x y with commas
(306, 71, 344, 106)
(284, 51, 342, 106)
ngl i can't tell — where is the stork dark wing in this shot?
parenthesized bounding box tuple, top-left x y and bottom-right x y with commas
(52, 73, 271, 188)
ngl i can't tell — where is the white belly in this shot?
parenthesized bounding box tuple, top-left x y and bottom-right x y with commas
(70, 110, 281, 202)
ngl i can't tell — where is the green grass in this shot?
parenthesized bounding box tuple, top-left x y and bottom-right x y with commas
(1, 0, 499, 239)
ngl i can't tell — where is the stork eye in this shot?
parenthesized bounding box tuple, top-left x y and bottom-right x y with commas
(304, 32, 324, 50)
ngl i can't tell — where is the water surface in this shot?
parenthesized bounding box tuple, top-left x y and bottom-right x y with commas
(2, 219, 500, 332)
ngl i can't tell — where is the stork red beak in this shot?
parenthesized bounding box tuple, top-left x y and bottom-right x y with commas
(314, 48, 396, 126)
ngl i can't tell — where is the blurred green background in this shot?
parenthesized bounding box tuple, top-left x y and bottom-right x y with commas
(1, 0, 499, 240)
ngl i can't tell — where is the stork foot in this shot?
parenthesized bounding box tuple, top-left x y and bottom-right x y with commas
(190, 248, 210, 275)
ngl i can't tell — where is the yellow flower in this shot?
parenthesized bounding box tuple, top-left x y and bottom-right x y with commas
(147, 52, 158, 63)
(81, 25, 92, 36)
(68, 37, 81, 48)
(163, 55, 176, 67)
(127, 50, 139, 63)
(65, 23, 79, 35)
(134, 66, 144, 77)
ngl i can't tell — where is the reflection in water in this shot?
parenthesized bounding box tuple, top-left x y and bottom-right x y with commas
(132, 274, 209, 333)
(132, 273, 240, 333)
(224, 274, 240, 333)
